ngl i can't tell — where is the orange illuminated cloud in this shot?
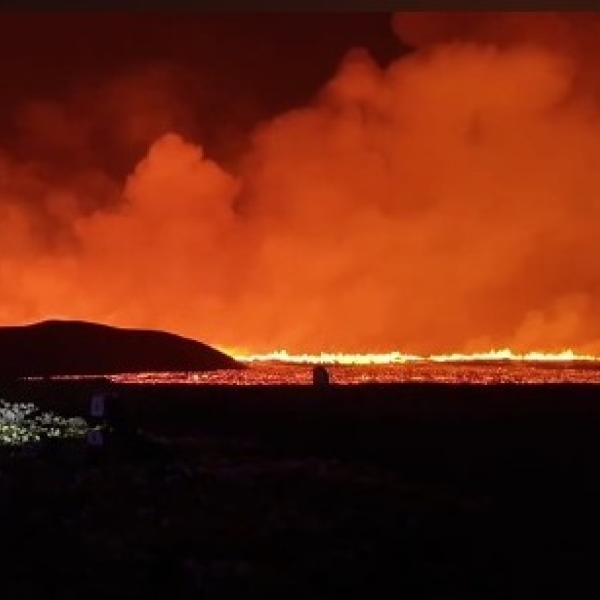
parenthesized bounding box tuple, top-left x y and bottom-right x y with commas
(3, 13, 600, 356)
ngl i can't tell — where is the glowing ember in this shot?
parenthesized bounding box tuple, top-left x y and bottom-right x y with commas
(231, 348, 600, 365)
(32, 354, 600, 385)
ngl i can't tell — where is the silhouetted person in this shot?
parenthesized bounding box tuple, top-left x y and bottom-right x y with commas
(89, 389, 134, 435)
(312, 365, 330, 387)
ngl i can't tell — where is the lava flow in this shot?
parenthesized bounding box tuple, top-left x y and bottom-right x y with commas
(232, 348, 600, 366)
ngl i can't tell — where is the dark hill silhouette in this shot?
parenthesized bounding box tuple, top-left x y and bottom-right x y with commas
(0, 320, 241, 377)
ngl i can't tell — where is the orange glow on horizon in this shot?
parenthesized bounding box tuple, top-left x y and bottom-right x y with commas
(229, 348, 600, 365)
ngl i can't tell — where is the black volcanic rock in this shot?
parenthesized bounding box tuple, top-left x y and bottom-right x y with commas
(0, 320, 242, 377)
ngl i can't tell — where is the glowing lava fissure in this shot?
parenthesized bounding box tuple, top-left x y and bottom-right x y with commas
(231, 349, 600, 366)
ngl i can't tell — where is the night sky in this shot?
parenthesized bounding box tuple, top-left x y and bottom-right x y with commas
(0, 13, 402, 174)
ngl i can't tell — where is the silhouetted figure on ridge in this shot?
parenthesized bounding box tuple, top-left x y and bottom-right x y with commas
(312, 365, 330, 387)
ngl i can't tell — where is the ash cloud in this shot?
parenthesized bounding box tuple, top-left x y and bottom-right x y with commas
(3, 12, 600, 354)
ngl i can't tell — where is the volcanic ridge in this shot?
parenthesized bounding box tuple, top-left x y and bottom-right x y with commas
(0, 320, 241, 378)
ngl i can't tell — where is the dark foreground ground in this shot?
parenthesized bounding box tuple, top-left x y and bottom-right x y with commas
(1, 381, 600, 599)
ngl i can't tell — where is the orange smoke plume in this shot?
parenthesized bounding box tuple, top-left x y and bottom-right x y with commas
(3, 12, 600, 355)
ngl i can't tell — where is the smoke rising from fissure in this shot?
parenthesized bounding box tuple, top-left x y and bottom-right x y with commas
(3, 12, 600, 354)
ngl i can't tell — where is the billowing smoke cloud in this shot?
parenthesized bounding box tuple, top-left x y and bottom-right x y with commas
(4, 12, 600, 354)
